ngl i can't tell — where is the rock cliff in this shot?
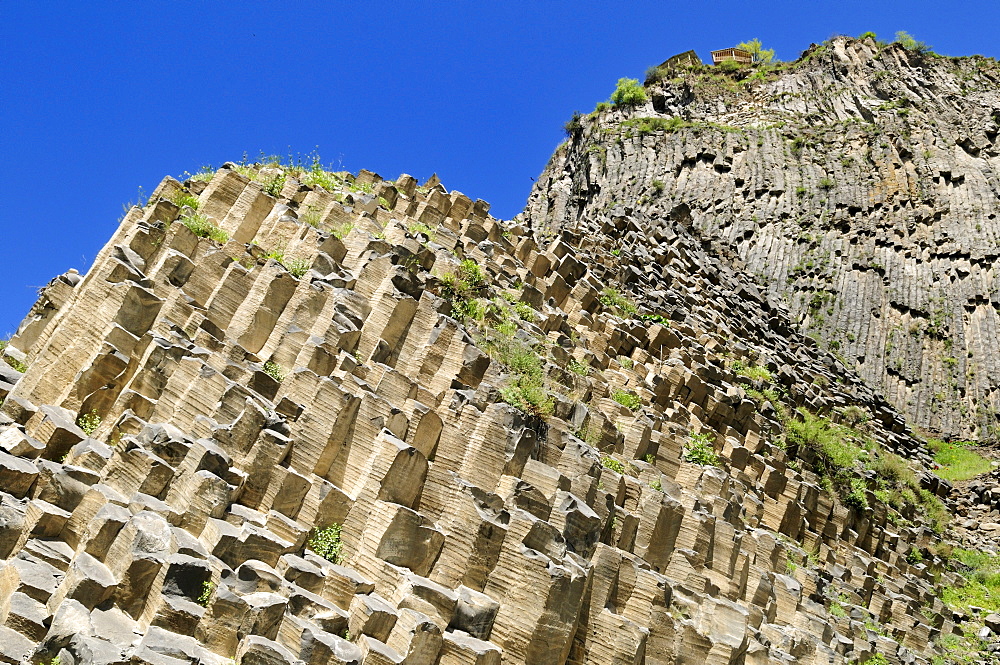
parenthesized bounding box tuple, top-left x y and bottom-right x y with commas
(0, 35, 998, 665)
(525, 35, 1000, 441)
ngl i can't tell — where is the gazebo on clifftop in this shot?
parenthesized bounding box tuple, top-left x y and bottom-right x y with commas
(711, 47, 753, 65)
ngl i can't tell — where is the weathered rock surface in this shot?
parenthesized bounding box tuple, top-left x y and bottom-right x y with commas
(525, 35, 1000, 440)
(0, 97, 983, 663)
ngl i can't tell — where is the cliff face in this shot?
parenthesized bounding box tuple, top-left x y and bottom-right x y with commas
(524, 35, 1000, 440)
(0, 156, 968, 665)
(0, 38, 996, 665)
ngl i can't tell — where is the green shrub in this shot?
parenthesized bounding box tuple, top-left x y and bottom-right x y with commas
(180, 213, 230, 244)
(564, 111, 584, 136)
(599, 288, 637, 316)
(568, 360, 588, 376)
(285, 258, 311, 278)
(610, 78, 648, 106)
(651, 179, 665, 194)
(861, 654, 888, 665)
(644, 65, 674, 85)
(308, 524, 343, 563)
(732, 359, 773, 382)
(486, 334, 553, 418)
(872, 452, 917, 488)
(622, 116, 689, 135)
(858, 31, 877, 41)
(683, 433, 719, 466)
(844, 478, 869, 510)
(513, 301, 534, 321)
(77, 410, 101, 436)
(611, 389, 641, 411)
(263, 360, 286, 382)
(905, 547, 924, 564)
(263, 172, 287, 196)
(500, 380, 554, 417)
(894, 30, 931, 54)
(839, 405, 870, 427)
(440, 259, 487, 320)
(786, 409, 861, 471)
(196, 581, 214, 607)
(601, 454, 628, 474)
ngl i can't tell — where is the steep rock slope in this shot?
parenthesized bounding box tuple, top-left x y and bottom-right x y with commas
(524, 35, 1000, 440)
(0, 160, 970, 664)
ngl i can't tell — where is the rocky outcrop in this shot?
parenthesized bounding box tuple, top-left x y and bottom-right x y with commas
(524, 35, 1000, 440)
(0, 157, 969, 664)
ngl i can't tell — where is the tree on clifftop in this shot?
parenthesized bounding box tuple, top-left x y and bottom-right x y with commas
(736, 38, 776, 63)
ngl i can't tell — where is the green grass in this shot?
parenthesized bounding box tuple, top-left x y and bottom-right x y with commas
(567, 360, 588, 376)
(928, 439, 991, 482)
(731, 359, 773, 382)
(611, 389, 641, 411)
(308, 524, 343, 564)
(407, 222, 437, 242)
(171, 190, 200, 209)
(180, 213, 229, 244)
(513, 301, 534, 321)
(263, 172, 287, 196)
(299, 209, 323, 227)
(302, 158, 341, 191)
(786, 409, 862, 471)
(330, 222, 354, 239)
(936, 549, 1000, 663)
(599, 288, 637, 316)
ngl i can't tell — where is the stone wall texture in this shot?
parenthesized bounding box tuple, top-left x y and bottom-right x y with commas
(0, 35, 989, 665)
(525, 36, 1000, 440)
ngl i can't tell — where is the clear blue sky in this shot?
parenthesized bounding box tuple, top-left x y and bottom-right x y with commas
(3, 1, 998, 335)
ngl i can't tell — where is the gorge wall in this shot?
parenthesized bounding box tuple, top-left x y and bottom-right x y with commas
(0, 33, 996, 665)
(525, 35, 1000, 440)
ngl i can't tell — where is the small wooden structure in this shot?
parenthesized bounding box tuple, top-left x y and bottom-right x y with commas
(711, 48, 752, 65)
(662, 50, 702, 68)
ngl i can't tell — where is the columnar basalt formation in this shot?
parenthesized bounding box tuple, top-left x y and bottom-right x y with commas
(0, 153, 974, 665)
(524, 35, 1000, 440)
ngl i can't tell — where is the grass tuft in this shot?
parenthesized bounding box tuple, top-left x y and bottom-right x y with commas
(180, 213, 229, 244)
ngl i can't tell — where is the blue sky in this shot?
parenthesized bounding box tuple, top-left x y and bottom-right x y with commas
(3, 1, 999, 335)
